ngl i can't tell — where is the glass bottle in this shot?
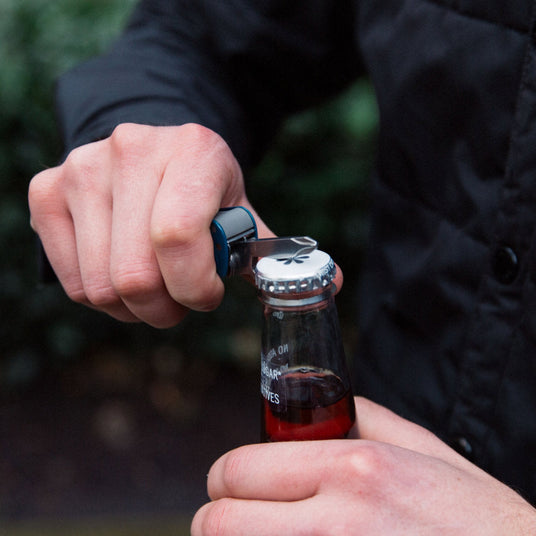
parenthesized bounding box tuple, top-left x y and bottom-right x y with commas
(255, 249, 357, 442)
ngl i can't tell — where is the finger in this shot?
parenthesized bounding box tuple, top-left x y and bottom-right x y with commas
(109, 149, 188, 327)
(355, 396, 476, 470)
(207, 441, 348, 502)
(151, 186, 225, 311)
(191, 497, 319, 536)
(61, 145, 139, 322)
(333, 262, 344, 292)
(72, 197, 139, 322)
(29, 168, 85, 298)
(151, 127, 243, 311)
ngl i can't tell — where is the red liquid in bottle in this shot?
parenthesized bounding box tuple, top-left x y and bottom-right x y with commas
(261, 367, 356, 442)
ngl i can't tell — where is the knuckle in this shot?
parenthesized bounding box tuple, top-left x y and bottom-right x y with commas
(219, 447, 250, 496)
(179, 122, 221, 146)
(110, 122, 139, 140)
(150, 219, 194, 251)
(63, 143, 99, 179)
(83, 281, 120, 309)
(61, 144, 108, 199)
(110, 122, 137, 139)
(28, 169, 51, 201)
(344, 442, 391, 483)
(110, 122, 148, 156)
(28, 169, 62, 218)
(64, 283, 88, 305)
(111, 263, 162, 299)
(178, 123, 239, 178)
(194, 499, 232, 536)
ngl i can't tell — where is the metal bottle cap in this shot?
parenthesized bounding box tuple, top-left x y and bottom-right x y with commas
(254, 249, 335, 295)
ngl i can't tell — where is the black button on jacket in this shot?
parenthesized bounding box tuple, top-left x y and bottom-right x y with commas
(55, 0, 536, 503)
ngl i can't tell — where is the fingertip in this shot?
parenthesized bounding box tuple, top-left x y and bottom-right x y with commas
(333, 262, 344, 293)
(206, 443, 263, 500)
(174, 262, 226, 312)
(190, 501, 212, 536)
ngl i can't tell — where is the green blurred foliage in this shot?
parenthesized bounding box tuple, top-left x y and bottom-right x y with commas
(1, 0, 138, 389)
(0, 0, 378, 391)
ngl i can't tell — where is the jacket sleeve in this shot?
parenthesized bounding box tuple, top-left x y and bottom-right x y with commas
(56, 0, 361, 170)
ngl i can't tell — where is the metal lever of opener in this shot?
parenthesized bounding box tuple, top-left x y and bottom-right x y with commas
(210, 207, 318, 278)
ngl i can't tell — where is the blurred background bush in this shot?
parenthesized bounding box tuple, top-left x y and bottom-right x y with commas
(1, 0, 377, 533)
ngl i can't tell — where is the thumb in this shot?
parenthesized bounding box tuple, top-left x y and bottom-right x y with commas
(333, 261, 344, 293)
(355, 397, 474, 469)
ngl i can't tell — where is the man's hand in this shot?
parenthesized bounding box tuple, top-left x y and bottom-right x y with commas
(191, 397, 536, 535)
(28, 123, 272, 328)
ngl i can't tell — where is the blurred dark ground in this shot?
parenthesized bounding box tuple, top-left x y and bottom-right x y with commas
(1, 0, 377, 533)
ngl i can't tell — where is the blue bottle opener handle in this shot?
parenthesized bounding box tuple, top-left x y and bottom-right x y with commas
(210, 207, 258, 278)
